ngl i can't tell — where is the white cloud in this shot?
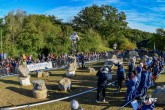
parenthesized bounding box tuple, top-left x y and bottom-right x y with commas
(45, 0, 164, 32)
(128, 21, 157, 33)
(45, 0, 122, 22)
(45, 6, 82, 22)
(123, 9, 165, 32)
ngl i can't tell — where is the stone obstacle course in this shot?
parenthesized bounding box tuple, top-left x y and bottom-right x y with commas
(152, 85, 165, 105)
(87, 67, 96, 73)
(36, 71, 50, 77)
(66, 56, 77, 77)
(18, 65, 31, 86)
(32, 80, 47, 99)
(58, 77, 71, 92)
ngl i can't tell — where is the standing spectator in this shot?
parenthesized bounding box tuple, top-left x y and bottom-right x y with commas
(125, 71, 137, 102)
(38, 53, 43, 62)
(23, 54, 27, 60)
(115, 62, 125, 93)
(128, 59, 135, 78)
(96, 67, 110, 103)
(136, 63, 143, 84)
(147, 67, 153, 87)
(138, 66, 148, 96)
(79, 53, 85, 69)
(153, 63, 159, 81)
(3, 52, 7, 60)
(0, 53, 2, 62)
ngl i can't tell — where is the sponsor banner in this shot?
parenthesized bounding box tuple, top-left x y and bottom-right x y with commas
(27, 62, 52, 71)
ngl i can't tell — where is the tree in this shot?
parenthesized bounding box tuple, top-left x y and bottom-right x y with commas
(149, 28, 165, 50)
(72, 5, 127, 36)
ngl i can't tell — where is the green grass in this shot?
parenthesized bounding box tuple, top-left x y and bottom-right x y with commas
(0, 62, 165, 110)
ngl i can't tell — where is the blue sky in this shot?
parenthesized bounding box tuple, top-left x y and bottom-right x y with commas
(0, 0, 164, 33)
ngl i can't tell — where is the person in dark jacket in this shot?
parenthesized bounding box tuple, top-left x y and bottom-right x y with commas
(158, 58, 164, 71)
(96, 67, 110, 103)
(115, 62, 125, 93)
(79, 53, 85, 69)
(138, 66, 148, 96)
(128, 59, 135, 78)
(133, 70, 140, 98)
(147, 67, 153, 87)
(153, 63, 159, 81)
(125, 71, 137, 102)
(136, 63, 143, 85)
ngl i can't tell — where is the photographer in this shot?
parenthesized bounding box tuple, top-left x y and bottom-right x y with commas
(138, 95, 157, 110)
(96, 67, 110, 103)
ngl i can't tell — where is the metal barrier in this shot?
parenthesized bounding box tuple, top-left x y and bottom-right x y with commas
(0, 53, 114, 77)
(2, 80, 117, 110)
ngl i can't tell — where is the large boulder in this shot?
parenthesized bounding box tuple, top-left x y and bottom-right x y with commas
(42, 71, 50, 77)
(32, 80, 47, 91)
(19, 75, 31, 86)
(18, 65, 31, 86)
(66, 56, 77, 77)
(36, 71, 43, 78)
(18, 65, 30, 77)
(58, 78, 71, 92)
(32, 89, 47, 99)
(36, 71, 50, 77)
(152, 85, 165, 104)
(66, 70, 75, 77)
(87, 67, 96, 73)
(32, 80, 47, 99)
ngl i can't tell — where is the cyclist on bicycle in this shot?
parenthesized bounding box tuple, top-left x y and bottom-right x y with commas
(70, 32, 80, 51)
(70, 32, 80, 42)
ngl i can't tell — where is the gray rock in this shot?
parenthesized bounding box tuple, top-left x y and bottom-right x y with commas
(66, 56, 77, 72)
(152, 85, 165, 104)
(32, 80, 47, 91)
(58, 78, 71, 91)
(18, 65, 30, 77)
(87, 67, 96, 73)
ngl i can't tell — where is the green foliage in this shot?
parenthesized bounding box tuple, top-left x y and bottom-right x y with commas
(118, 38, 136, 50)
(78, 29, 110, 52)
(149, 28, 165, 50)
(0, 5, 164, 59)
